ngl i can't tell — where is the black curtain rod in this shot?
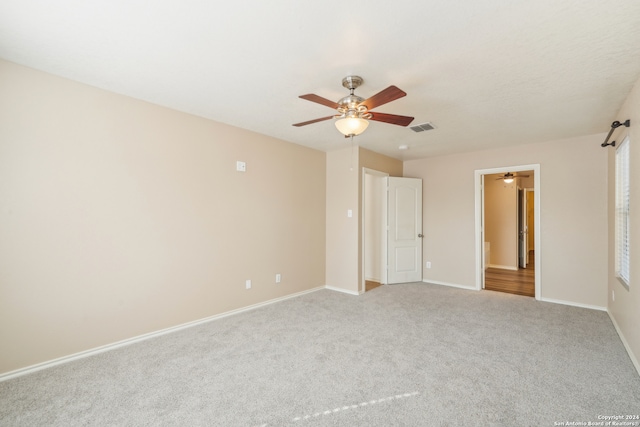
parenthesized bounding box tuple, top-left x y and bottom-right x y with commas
(601, 119, 630, 147)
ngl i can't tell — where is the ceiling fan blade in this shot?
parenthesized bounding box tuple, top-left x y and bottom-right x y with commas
(299, 94, 340, 109)
(361, 86, 407, 110)
(368, 112, 414, 127)
(292, 116, 334, 127)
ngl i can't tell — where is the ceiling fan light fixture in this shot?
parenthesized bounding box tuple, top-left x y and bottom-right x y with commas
(293, 76, 414, 136)
(335, 116, 369, 137)
(502, 172, 517, 183)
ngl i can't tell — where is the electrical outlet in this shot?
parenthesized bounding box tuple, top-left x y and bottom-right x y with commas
(275, 274, 281, 283)
(426, 261, 431, 269)
(245, 279, 251, 289)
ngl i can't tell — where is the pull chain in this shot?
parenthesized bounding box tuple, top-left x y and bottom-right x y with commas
(349, 134, 355, 171)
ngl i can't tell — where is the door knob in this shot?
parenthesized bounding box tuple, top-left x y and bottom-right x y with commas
(418, 234, 424, 238)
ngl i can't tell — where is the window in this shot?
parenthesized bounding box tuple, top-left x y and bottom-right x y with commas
(615, 136, 630, 287)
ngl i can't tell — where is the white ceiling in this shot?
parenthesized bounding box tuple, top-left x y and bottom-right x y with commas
(1, 0, 639, 160)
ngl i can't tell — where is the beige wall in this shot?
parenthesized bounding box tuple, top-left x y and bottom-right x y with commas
(519, 175, 534, 189)
(484, 174, 518, 269)
(0, 60, 326, 375)
(359, 148, 403, 178)
(404, 133, 608, 308)
(607, 76, 640, 371)
(325, 148, 359, 292)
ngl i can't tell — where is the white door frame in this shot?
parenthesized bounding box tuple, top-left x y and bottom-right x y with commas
(518, 186, 526, 269)
(523, 187, 533, 266)
(474, 164, 541, 299)
(361, 168, 389, 293)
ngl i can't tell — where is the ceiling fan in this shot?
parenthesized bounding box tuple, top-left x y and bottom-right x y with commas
(497, 172, 530, 183)
(293, 76, 414, 138)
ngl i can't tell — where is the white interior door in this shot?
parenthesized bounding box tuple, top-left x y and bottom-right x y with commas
(387, 177, 423, 284)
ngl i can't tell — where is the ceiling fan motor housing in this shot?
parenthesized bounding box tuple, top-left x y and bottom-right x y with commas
(342, 75, 363, 90)
(337, 94, 370, 118)
(338, 77, 369, 118)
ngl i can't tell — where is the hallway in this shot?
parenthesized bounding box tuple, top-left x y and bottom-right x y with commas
(484, 251, 535, 297)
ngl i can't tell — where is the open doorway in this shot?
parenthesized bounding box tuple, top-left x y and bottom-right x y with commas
(362, 170, 423, 293)
(362, 168, 388, 293)
(474, 165, 541, 299)
(483, 171, 535, 296)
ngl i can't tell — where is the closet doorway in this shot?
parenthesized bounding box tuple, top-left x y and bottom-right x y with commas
(362, 168, 388, 293)
(361, 169, 423, 293)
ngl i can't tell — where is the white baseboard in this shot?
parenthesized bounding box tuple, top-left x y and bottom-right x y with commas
(325, 285, 362, 296)
(0, 286, 325, 383)
(488, 264, 519, 271)
(606, 310, 640, 377)
(538, 296, 606, 311)
(422, 279, 477, 291)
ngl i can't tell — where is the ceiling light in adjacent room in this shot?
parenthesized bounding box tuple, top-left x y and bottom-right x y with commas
(503, 172, 515, 184)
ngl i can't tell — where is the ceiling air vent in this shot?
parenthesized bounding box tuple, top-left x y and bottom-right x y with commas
(410, 122, 435, 133)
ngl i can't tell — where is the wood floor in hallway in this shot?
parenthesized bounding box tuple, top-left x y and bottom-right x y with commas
(365, 280, 383, 292)
(484, 251, 535, 297)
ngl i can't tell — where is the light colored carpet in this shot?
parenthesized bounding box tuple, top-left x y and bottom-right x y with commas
(1, 283, 639, 426)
